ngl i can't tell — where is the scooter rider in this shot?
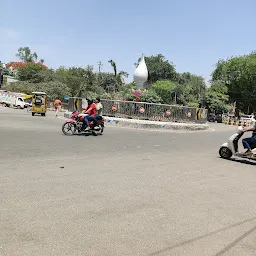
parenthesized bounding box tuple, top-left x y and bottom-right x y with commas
(242, 122, 256, 155)
(81, 98, 97, 130)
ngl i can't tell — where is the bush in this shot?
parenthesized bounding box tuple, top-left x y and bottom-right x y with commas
(152, 80, 177, 104)
(140, 89, 162, 103)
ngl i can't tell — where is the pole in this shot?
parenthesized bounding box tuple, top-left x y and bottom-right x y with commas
(0, 68, 2, 88)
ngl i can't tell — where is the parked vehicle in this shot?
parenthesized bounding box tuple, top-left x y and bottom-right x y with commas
(215, 114, 222, 123)
(239, 114, 255, 123)
(208, 113, 222, 123)
(208, 113, 215, 122)
(0, 91, 27, 108)
(62, 111, 104, 136)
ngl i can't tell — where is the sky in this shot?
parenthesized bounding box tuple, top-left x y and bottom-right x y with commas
(1, 0, 256, 84)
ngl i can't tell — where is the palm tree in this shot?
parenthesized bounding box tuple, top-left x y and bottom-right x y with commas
(108, 60, 117, 76)
(108, 60, 129, 87)
(117, 71, 128, 84)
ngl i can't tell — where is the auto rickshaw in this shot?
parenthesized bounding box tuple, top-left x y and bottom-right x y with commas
(31, 92, 47, 116)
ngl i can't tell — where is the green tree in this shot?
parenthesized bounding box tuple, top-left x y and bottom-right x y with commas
(212, 52, 256, 113)
(16, 63, 45, 82)
(97, 72, 118, 93)
(55, 66, 86, 97)
(16, 47, 38, 62)
(41, 81, 71, 100)
(152, 80, 178, 104)
(178, 74, 206, 106)
(205, 82, 229, 113)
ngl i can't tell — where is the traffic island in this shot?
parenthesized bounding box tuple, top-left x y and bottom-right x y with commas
(63, 112, 209, 131)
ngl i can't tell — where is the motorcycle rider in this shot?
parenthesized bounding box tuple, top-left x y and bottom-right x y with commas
(81, 98, 97, 130)
(242, 121, 256, 155)
(95, 97, 103, 116)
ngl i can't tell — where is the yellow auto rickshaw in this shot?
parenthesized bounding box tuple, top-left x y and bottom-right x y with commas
(31, 92, 47, 116)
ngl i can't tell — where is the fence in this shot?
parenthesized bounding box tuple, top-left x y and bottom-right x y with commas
(101, 99, 207, 123)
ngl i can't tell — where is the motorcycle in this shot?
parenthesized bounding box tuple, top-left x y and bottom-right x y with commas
(219, 126, 256, 160)
(62, 111, 104, 136)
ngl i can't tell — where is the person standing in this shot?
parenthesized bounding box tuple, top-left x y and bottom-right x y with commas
(54, 98, 62, 117)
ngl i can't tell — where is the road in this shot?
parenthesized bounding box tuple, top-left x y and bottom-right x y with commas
(0, 107, 256, 256)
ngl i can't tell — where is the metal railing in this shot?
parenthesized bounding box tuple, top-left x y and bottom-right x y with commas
(101, 99, 207, 123)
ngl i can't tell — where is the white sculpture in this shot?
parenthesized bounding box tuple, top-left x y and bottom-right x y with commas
(133, 54, 148, 89)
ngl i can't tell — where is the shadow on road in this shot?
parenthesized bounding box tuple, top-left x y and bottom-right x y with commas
(148, 217, 256, 256)
(61, 132, 93, 137)
(227, 158, 256, 166)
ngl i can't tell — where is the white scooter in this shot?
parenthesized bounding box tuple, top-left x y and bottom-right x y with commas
(219, 126, 256, 160)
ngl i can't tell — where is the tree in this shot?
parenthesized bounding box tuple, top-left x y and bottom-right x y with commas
(205, 82, 229, 113)
(117, 71, 129, 85)
(41, 81, 71, 100)
(108, 60, 117, 76)
(212, 52, 256, 113)
(55, 66, 86, 97)
(16, 47, 38, 62)
(16, 63, 46, 82)
(152, 80, 178, 104)
(135, 54, 176, 86)
(179, 73, 206, 106)
(97, 72, 118, 93)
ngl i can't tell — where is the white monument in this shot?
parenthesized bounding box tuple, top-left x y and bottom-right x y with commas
(133, 54, 148, 89)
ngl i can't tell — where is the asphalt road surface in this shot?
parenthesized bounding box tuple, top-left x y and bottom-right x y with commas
(0, 107, 256, 256)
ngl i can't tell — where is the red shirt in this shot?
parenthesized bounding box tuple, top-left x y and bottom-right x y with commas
(86, 103, 97, 116)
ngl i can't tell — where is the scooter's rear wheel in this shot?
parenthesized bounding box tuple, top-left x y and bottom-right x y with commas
(219, 147, 232, 159)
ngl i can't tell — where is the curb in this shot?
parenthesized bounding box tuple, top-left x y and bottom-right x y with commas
(222, 120, 253, 127)
(63, 112, 209, 131)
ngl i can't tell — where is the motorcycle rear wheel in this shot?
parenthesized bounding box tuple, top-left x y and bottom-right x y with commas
(92, 124, 104, 136)
(62, 122, 76, 136)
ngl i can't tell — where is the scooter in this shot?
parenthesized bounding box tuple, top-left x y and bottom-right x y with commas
(219, 126, 256, 160)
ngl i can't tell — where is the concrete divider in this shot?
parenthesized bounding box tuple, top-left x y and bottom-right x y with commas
(63, 112, 209, 131)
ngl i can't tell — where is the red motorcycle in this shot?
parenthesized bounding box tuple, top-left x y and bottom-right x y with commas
(62, 111, 104, 136)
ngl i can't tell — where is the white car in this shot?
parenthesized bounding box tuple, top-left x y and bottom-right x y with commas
(240, 115, 256, 123)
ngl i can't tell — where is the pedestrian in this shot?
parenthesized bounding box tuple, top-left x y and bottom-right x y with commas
(54, 97, 62, 117)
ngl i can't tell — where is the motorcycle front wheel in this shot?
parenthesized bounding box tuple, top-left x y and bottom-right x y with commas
(62, 122, 76, 136)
